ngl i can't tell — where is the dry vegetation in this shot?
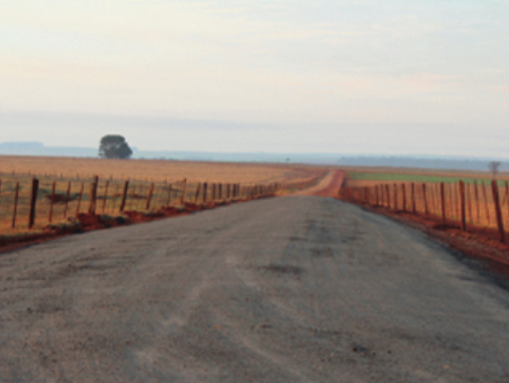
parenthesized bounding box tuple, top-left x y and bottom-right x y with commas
(0, 156, 319, 184)
(343, 166, 509, 188)
(0, 156, 326, 234)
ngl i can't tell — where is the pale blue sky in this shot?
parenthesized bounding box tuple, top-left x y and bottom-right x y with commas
(1, 0, 508, 156)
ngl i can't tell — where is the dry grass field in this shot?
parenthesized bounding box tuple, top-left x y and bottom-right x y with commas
(0, 156, 326, 234)
(0, 156, 319, 184)
(343, 166, 509, 188)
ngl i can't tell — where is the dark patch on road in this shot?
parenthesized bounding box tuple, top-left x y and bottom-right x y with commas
(259, 264, 304, 276)
(310, 248, 333, 258)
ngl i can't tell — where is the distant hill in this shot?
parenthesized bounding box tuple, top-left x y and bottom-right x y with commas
(0, 142, 44, 149)
(0, 142, 98, 157)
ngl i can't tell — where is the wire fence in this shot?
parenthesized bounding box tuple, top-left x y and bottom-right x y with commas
(340, 179, 509, 243)
(0, 172, 323, 234)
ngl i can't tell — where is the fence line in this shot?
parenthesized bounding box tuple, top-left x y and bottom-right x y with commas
(341, 179, 509, 244)
(0, 173, 323, 233)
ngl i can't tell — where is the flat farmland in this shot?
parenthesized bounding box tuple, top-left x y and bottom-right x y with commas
(0, 156, 326, 234)
(344, 167, 509, 188)
(0, 155, 320, 183)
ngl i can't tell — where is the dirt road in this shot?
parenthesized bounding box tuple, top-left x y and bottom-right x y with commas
(294, 169, 343, 197)
(1, 196, 509, 382)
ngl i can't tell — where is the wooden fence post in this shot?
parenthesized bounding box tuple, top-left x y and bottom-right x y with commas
(119, 180, 129, 212)
(63, 181, 71, 218)
(401, 184, 407, 212)
(450, 183, 456, 220)
(28, 178, 39, 229)
(440, 182, 446, 222)
(447, 184, 453, 220)
(218, 183, 222, 200)
(88, 176, 99, 214)
(503, 181, 509, 207)
(411, 183, 416, 214)
(474, 180, 480, 224)
(385, 184, 391, 209)
(482, 181, 491, 226)
(393, 183, 398, 211)
(434, 183, 440, 216)
(102, 180, 110, 213)
(428, 183, 434, 216)
(12, 182, 20, 229)
(466, 182, 473, 224)
(202, 182, 208, 204)
(459, 180, 466, 231)
(448, 183, 453, 219)
(455, 183, 460, 221)
(422, 183, 429, 217)
(507, 182, 509, 226)
(146, 183, 155, 210)
(179, 178, 187, 205)
(491, 180, 505, 243)
(48, 181, 56, 223)
(227, 184, 231, 199)
(444, 183, 450, 219)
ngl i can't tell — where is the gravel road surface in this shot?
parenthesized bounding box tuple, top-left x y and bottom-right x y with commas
(1, 196, 509, 382)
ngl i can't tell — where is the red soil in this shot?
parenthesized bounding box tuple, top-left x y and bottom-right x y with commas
(313, 170, 344, 197)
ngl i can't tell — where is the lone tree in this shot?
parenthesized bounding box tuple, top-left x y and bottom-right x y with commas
(488, 161, 501, 179)
(99, 135, 133, 159)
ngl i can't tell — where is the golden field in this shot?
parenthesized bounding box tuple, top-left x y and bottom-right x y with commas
(0, 155, 323, 183)
(0, 156, 326, 234)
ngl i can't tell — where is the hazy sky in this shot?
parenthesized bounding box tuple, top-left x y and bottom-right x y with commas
(1, 0, 508, 156)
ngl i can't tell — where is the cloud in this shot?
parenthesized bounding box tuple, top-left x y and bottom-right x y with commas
(0, 0, 508, 155)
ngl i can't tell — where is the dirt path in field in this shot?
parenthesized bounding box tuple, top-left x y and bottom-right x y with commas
(294, 169, 344, 197)
(1, 196, 509, 382)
